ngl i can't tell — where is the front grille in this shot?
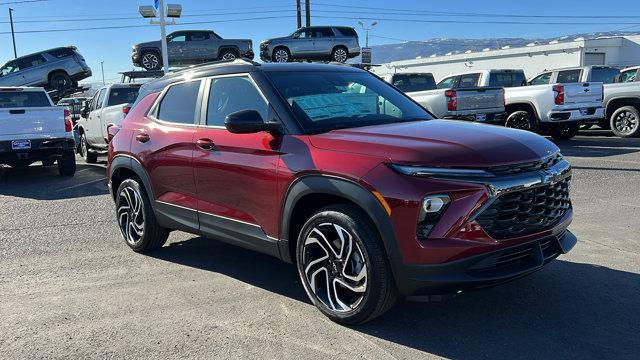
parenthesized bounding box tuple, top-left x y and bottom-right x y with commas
(476, 177, 571, 240)
(487, 153, 563, 177)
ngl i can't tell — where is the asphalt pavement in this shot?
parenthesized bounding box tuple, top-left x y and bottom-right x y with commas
(1, 131, 638, 359)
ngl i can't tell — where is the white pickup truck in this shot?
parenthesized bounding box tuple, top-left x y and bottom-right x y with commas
(380, 73, 506, 124)
(0, 87, 76, 175)
(445, 69, 605, 140)
(77, 83, 141, 163)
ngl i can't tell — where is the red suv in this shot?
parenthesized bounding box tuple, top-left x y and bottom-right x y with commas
(107, 60, 576, 324)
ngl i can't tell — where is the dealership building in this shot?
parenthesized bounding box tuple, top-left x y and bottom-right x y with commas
(372, 35, 640, 81)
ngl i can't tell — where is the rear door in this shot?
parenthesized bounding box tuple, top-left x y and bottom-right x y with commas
(167, 32, 188, 63)
(311, 27, 336, 56)
(14, 54, 48, 86)
(87, 88, 107, 145)
(293, 28, 315, 55)
(192, 74, 280, 253)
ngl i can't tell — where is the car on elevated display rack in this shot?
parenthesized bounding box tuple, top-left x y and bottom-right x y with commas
(107, 60, 576, 324)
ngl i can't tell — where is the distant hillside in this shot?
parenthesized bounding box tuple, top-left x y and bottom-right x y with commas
(358, 31, 640, 64)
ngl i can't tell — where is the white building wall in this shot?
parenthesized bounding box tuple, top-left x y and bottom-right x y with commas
(372, 36, 639, 82)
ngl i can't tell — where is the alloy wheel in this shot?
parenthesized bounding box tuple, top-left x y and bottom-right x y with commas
(613, 110, 639, 135)
(506, 112, 531, 130)
(117, 186, 145, 245)
(333, 48, 348, 63)
(301, 223, 367, 312)
(274, 49, 289, 63)
(142, 53, 160, 70)
(221, 52, 237, 60)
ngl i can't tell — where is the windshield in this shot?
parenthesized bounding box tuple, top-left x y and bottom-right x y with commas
(0, 63, 18, 77)
(107, 87, 140, 106)
(392, 74, 437, 92)
(267, 71, 432, 134)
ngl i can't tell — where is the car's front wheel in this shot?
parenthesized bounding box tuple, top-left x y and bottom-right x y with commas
(296, 204, 397, 324)
(141, 51, 162, 71)
(116, 178, 168, 252)
(331, 47, 349, 63)
(272, 47, 290, 63)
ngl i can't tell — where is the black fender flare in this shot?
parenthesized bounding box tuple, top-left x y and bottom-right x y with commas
(278, 175, 403, 275)
(505, 101, 541, 122)
(108, 154, 156, 206)
(218, 46, 240, 55)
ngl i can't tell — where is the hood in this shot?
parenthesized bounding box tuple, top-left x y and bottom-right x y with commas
(262, 36, 290, 44)
(134, 40, 160, 48)
(308, 120, 560, 167)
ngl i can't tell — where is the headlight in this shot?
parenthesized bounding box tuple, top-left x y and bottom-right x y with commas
(389, 164, 494, 178)
(417, 194, 450, 240)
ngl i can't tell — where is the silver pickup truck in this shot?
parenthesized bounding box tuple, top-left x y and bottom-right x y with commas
(602, 82, 640, 137)
(381, 73, 506, 123)
(77, 84, 141, 163)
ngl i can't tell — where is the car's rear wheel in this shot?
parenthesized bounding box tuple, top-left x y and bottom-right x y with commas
(116, 178, 168, 252)
(80, 134, 98, 164)
(272, 47, 290, 63)
(610, 106, 640, 138)
(296, 204, 397, 324)
(141, 51, 161, 71)
(505, 110, 537, 132)
(219, 49, 239, 61)
(331, 47, 349, 63)
(57, 150, 76, 176)
(550, 124, 580, 140)
(49, 71, 73, 91)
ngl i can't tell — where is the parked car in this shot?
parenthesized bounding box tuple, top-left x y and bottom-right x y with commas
(77, 84, 141, 163)
(528, 65, 620, 85)
(0, 87, 76, 175)
(132, 30, 254, 71)
(618, 66, 639, 83)
(380, 72, 506, 123)
(107, 61, 576, 324)
(0, 47, 92, 91)
(260, 26, 360, 63)
(602, 81, 640, 137)
(446, 69, 604, 140)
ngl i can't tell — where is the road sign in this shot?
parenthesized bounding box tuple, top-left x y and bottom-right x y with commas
(362, 47, 372, 64)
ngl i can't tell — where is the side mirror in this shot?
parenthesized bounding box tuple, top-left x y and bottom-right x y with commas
(80, 101, 90, 118)
(292, 32, 300, 39)
(225, 110, 280, 134)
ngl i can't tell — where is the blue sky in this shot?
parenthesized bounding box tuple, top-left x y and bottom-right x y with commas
(1, 0, 639, 84)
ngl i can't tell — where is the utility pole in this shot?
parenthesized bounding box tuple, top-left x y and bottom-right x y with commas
(139, 1, 181, 75)
(358, 21, 377, 47)
(296, 0, 302, 29)
(8, 8, 17, 58)
(305, 0, 310, 27)
(158, 0, 170, 74)
(100, 61, 105, 85)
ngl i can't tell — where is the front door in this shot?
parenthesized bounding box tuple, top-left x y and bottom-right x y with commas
(87, 88, 106, 145)
(193, 74, 280, 256)
(167, 32, 188, 64)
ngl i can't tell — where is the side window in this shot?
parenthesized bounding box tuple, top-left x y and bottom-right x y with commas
(335, 27, 357, 37)
(556, 69, 582, 83)
(489, 72, 525, 87)
(296, 29, 311, 39)
(169, 33, 187, 42)
(590, 68, 620, 84)
(313, 28, 335, 38)
(620, 69, 637, 83)
(157, 80, 201, 124)
(17, 54, 46, 70)
(95, 89, 106, 110)
(437, 76, 459, 89)
(190, 32, 209, 41)
(458, 73, 480, 88)
(206, 76, 268, 127)
(1, 61, 19, 75)
(47, 48, 75, 59)
(529, 72, 551, 85)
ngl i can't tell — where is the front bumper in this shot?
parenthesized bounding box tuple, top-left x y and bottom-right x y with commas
(394, 229, 576, 296)
(0, 137, 75, 163)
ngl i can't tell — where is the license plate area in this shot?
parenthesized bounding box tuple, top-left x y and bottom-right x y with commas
(579, 108, 588, 116)
(475, 114, 487, 121)
(12, 139, 31, 150)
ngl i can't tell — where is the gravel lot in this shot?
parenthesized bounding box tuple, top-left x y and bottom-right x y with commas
(1, 132, 638, 359)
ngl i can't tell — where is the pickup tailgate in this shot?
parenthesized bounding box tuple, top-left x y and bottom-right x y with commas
(455, 87, 505, 111)
(562, 82, 603, 104)
(0, 107, 64, 138)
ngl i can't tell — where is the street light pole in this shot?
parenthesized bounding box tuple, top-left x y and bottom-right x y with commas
(100, 61, 105, 85)
(157, 0, 170, 74)
(358, 21, 378, 48)
(8, 8, 17, 58)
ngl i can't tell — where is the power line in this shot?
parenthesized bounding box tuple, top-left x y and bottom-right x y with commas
(312, 15, 640, 26)
(0, 0, 49, 5)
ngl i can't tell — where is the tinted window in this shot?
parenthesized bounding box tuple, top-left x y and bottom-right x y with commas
(107, 87, 140, 106)
(157, 80, 201, 124)
(489, 72, 526, 87)
(16, 54, 46, 70)
(557, 69, 582, 83)
(296, 29, 312, 38)
(335, 27, 357, 37)
(0, 91, 50, 108)
(437, 76, 458, 89)
(207, 76, 268, 127)
(267, 71, 432, 134)
(312, 27, 335, 37)
(620, 69, 637, 82)
(190, 32, 209, 41)
(47, 48, 75, 58)
(530, 72, 551, 85)
(392, 74, 436, 92)
(0, 61, 19, 76)
(169, 33, 186, 42)
(590, 67, 620, 84)
(458, 73, 480, 88)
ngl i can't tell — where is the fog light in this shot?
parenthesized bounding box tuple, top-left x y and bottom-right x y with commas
(417, 194, 450, 240)
(423, 196, 448, 213)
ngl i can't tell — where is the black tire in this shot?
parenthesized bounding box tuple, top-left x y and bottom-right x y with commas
(42, 159, 56, 166)
(115, 178, 169, 252)
(219, 48, 239, 61)
(331, 46, 349, 63)
(80, 134, 98, 164)
(141, 50, 162, 71)
(505, 110, 538, 132)
(550, 124, 580, 140)
(296, 204, 397, 325)
(57, 150, 76, 176)
(49, 71, 73, 91)
(610, 106, 640, 138)
(272, 47, 291, 63)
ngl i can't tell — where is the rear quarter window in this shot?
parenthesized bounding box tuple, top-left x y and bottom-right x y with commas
(556, 70, 582, 83)
(0, 91, 51, 108)
(335, 27, 358, 37)
(458, 73, 480, 88)
(107, 87, 140, 106)
(47, 48, 76, 59)
(392, 74, 436, 92)
(590, 67, 620, 84)
(489, 72, 526, 87)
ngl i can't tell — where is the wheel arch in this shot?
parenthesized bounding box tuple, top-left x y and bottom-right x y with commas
(605, 97, 640, 119)
(109, 155, 155, 205)
(279, 175, 402, 270)
(47, 69, 70, 82)
(218, 45, 240, 54)
(505, 101, 540, 121)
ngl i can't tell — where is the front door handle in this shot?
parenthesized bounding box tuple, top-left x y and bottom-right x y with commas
(196, 138, 215, 150)
(135, 132, 150, 143)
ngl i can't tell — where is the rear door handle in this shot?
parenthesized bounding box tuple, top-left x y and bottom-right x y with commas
(135, 132, 150, 143)
(196, 138, 215, 150)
